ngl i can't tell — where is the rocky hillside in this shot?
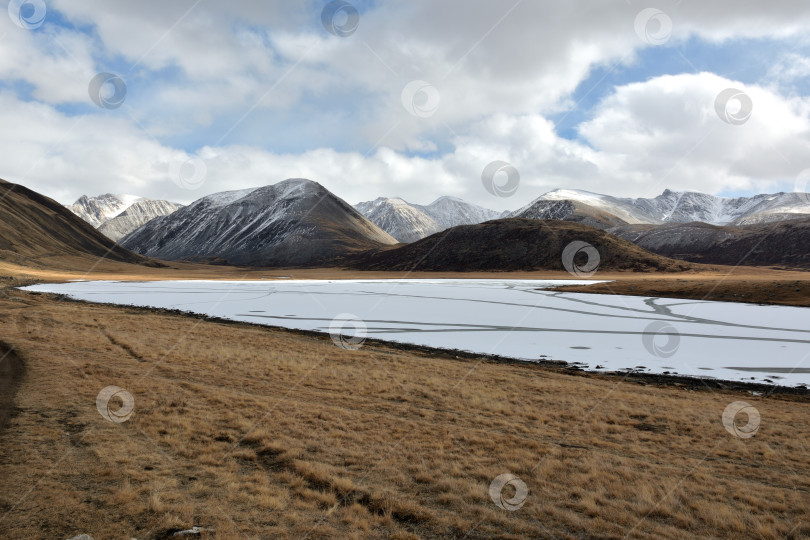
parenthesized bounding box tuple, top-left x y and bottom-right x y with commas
(98, 199, 184, 241)
(354, 198, 442, 243)
(66, 193, 142, 228)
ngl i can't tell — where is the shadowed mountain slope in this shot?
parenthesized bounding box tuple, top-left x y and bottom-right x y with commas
(610, 218, 810, 268)
(0, 179, 149, 268)
(351, 218, 695, 272)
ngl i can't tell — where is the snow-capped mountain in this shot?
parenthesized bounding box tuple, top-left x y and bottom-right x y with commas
(97, 199, 184, 241)
(510, 199, 629, 230)
(354, 198, 443, 243)
(513, 188, 810, 227)
(66, 193, 142, 228)
(354, 196, 499, 243)
(416, 196, 500, 229)
(121, 179, 396, 266)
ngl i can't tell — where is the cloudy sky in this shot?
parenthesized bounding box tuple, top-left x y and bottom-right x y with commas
(2, 0, 810, 210)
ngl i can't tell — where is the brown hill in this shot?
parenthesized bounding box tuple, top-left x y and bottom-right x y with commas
(0, 179, 151, 269)
(610, 218, 810, 268)
(350, 218, 695, 272)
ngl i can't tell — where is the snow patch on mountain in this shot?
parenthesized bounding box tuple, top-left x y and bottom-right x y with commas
(66, 193, 142, 228)
(354, 198, 441, 243)
(97, 199, 184, 241)
(355, 196, 499, 243)
(519, 188, 810, 226)
(416, 196, 500, 229)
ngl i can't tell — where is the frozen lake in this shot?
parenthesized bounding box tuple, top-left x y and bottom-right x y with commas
(23, 279, 810, 387)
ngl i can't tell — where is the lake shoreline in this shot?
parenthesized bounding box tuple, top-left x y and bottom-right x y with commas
(24, 287, 810, 397)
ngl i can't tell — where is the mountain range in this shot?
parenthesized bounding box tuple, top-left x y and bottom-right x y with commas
(42, 180, 810, 269)
(352, 188, 810, 244)
(66, 193, 183, 241)
(354, 196, 501, 242)
(511, 188, 810, 227)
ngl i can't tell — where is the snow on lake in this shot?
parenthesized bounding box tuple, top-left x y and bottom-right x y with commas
(23, 279, 810, 387)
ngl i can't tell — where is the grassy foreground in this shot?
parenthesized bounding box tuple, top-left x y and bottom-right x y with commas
(1, 281, 809, 539)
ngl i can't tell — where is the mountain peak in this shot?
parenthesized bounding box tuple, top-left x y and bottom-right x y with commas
(98, 199, 184, 241)
(121, 179, 395, 266)
(355, 195, 499, 242)
(66, 193, 143, 228)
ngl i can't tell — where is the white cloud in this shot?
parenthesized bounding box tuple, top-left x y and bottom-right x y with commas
(0, 16, 96, 103)
(580, 72, 810, 194)
(2, 1, 810, 211)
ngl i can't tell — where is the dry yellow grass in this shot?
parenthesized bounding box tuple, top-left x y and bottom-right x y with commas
(3, 256, 810, 307)
(0, 280, 809, 539)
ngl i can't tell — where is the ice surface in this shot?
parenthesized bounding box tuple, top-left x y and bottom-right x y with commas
(22, 279, 810, 387)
